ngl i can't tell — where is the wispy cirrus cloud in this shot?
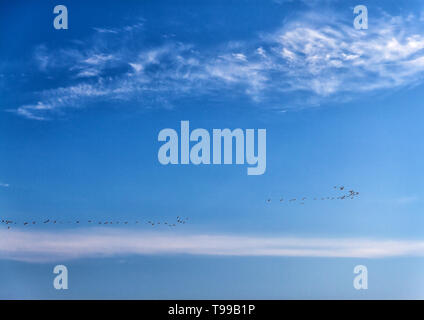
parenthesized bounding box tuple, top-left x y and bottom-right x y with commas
(10, 8, 424, 120)
(268, 12, 424, 96)
(1, 229, 424, 263)
(92, 20, 144, 35)
(394, 196, 419, 204)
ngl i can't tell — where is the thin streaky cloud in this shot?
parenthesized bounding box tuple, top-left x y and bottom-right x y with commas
(93, 27, 119, 34)
(1, 229, 424, 263)
(394, 196, 419, 204)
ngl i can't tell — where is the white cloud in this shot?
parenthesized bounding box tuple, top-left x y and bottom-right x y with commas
(75, 68, 100, 78)
(129, 63, 143, 73)
(93, 27, 119, 34)
(1, 229, 424, 263)
(92, 21, 144, 34)
(34, 45, 51, 71)
(232, 53, 248, 61)
(83, 54, 115, 65)
(264, 13, 424, 96)
(395, 196, 419, 204)
(0, 183, 9, 188)
(13, 9, 424, 119)
(15, 102, 53, 121)
(256, 47, 266, 57)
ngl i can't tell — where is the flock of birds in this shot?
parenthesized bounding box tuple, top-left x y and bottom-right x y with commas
(266, 186, 360, 205)
(0, 216, 189, 230)
(1, 186, 358, 229)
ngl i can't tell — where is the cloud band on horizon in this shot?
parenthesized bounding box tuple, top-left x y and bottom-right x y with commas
(1, 229, 424, 263)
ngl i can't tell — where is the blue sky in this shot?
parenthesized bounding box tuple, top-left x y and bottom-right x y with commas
(1, 0, 424, 298)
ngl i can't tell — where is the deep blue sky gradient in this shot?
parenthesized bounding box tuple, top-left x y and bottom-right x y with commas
(1, 0, 424, 298)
